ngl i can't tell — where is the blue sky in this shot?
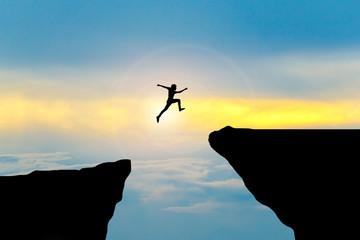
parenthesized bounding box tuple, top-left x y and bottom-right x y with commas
(1, 0, 360, 66)
(1, 1, 360, 239)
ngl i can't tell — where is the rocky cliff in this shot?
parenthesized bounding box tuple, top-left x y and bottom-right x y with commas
(0, 159, 131, 240)
(209, 126, 357, 239)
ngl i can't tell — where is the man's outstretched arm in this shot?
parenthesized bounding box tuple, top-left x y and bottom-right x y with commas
(175, 87, 188, 93)
(157, 84, 170, 89)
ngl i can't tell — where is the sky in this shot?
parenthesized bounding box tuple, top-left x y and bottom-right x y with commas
(1, 1, 360, 239)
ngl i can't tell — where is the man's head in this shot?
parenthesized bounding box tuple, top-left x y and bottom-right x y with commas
(171, 84, 177, 90)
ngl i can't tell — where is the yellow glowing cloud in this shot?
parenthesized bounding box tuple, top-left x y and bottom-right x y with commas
(1, 96, 359, 137)
(186, 98, 360, 129)
(0, 95, 130, 134)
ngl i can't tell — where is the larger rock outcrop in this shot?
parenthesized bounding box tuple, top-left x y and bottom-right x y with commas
(209, 126, 357, 239)
(0, 159, 131, 240)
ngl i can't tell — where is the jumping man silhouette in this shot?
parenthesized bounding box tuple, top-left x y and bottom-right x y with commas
(156, 84, 188, 123)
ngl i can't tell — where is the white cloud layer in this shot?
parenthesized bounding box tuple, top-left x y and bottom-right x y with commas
(0, 152, 95, 176)
(163, 201, 223, 214)
(163, 200, 270, 214)
(127, 158, 248, 202)
(197, 178, 245, 189)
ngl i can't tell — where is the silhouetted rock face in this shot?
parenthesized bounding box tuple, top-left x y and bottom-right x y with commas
(1, 160, 131, 240)
(209, 126, 357, 240)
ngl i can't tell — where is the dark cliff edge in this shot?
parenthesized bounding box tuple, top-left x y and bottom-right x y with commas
(209, 126, 357, 239)
(1, 159, 131, 240)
